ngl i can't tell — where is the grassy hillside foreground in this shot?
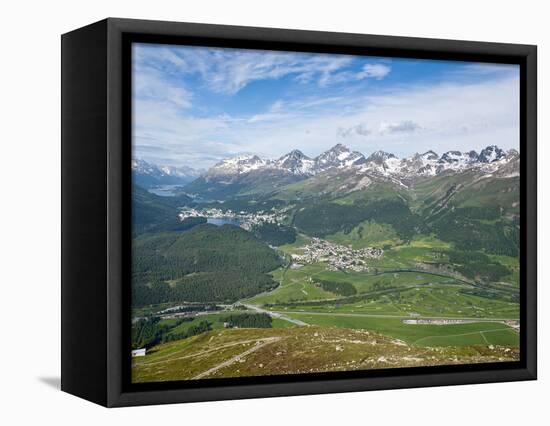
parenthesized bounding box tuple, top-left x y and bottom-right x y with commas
(132, 326, 519, 383)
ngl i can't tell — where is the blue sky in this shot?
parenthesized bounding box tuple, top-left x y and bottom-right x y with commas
(132, 43, 519, 169)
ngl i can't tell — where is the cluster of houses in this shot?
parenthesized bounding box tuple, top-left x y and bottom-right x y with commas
(291, 238, 383, 272)
(178, 206, 288, 230)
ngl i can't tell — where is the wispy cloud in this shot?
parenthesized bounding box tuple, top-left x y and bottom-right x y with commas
(132, 45, 519, 169)
(338, 119, 420, 138)
(134, 74, 519, 168)
(133, 66, 192, 108)
(135, 44, 391, 95)
(378, 120, 421, 134)
(338, 123, 371, 137)
(319, 63, 391, 86)
(451, 62, 519, 78)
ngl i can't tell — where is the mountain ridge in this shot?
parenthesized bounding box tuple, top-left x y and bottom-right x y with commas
(132, 159, 203, 188)
(135, 144, 518, 200)
(199, 143, 516, 180)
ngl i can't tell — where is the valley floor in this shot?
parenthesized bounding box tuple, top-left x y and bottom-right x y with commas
(131, 174, 521, 383)
(131, 235, 520, 383)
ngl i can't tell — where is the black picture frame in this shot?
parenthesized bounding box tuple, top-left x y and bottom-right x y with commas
(61, 17, 537, 407)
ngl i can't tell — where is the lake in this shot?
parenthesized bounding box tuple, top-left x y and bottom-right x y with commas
(147, 186, 214, 203)
(207, 217, 242, 227)
(147, 185, 183, 197)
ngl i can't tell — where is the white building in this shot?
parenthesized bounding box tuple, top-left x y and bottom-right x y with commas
(132, 348, 146, 357)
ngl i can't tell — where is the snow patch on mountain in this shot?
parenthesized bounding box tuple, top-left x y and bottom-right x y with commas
(206, 143, 367, 177)
(132, 159, 202, 186)
(478, 145, 506, 163)
(188, 143, 519, 187)
(315, 143, 366, 170)
(210, 155, 270, 176)
(275, 149, 316, 175)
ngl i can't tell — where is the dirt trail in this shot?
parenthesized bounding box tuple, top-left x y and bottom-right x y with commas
(191, 336, 282, 380)
(136, 338, 268, 367)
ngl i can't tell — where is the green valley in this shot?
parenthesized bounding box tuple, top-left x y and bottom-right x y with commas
(131, 144, 521, 382)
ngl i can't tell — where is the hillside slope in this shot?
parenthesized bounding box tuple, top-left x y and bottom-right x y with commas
(132, 224, 283, 306)
(132, 326, 519, 382)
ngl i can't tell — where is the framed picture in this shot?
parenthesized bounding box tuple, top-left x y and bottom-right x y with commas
(61, 18, 537, 407)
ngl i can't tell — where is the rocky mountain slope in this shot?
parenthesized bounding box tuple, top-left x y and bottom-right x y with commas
(181, 144, 518, 199)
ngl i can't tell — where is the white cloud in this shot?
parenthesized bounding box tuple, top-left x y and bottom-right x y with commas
(133, 69, 519, 168)
(233, 76, 519, 160)
(357, 63, 391, 79)
(319, 63, 391, 86)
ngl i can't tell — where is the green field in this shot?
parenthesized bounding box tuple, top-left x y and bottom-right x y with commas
(159, 313, 228, 337)
(246, 259, 519, 320)
(270, 285, 519, 318)
(244, 264, 338, 305)
(276, 233, 312, 254)
(282, 314, 519, 346)
(326, 221, 402, 248)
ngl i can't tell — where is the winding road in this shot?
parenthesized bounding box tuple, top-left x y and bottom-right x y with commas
(241, 303, 309, 326)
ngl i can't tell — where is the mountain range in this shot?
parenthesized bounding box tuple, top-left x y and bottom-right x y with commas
(205, 144, 514, 178)
(132, 159, 203, 188)
(180, 143, 518, 199)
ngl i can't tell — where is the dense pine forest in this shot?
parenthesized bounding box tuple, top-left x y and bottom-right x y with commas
(132, 224, 283, 306)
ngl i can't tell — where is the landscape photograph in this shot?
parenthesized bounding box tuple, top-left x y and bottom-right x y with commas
(130, 43, 521, 383)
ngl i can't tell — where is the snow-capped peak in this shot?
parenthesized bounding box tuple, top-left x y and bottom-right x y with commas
(277, 149, 310, 165)
(132, 158, 202, 186)
(420, 150, 439, 160)
(132, 158, 158, 175)
(210, 154, 270, 175)
(366, 150, 397, 164)
(315, 144, 366, 170)
(276, 150, 315, 175)
(200, 144, 514, 181)
(478, 145, 506, 163)
(358, 145, 513, 178)
(438, 150, 478, 168)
